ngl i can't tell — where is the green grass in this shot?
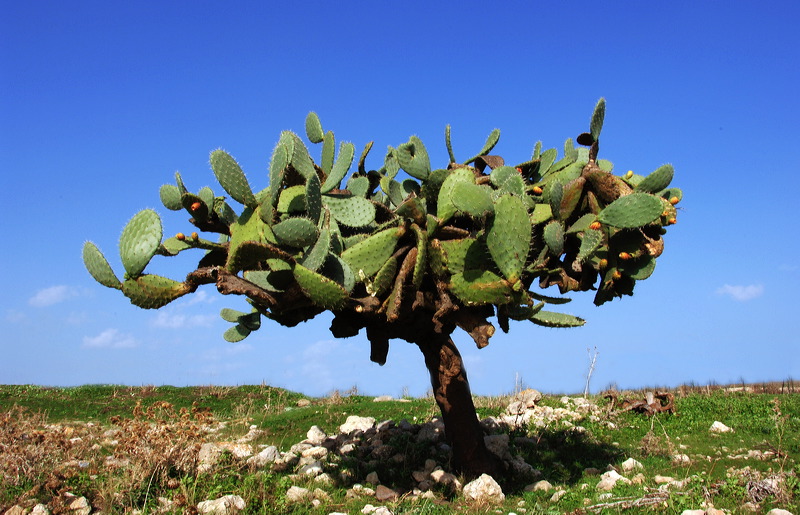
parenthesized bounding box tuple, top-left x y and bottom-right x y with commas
(1, 385, 798, 514)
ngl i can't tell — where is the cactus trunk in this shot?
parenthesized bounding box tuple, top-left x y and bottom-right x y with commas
(416, 331, 501, 478)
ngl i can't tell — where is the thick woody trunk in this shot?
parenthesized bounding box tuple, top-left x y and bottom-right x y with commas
(416, 332, 501, 478)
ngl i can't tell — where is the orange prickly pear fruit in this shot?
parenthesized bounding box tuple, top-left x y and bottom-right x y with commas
(191, 232, 199, 240)
(669, 196, 680, 205)
(589, 221, 602, 230)
(532, 186, 543, 195)
(176, 233, 186, 241)
(619, 252, 632, 260)
(190, 201, 202, 211)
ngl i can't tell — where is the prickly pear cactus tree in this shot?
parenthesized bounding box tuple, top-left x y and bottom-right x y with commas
(83, 99, 681, 477)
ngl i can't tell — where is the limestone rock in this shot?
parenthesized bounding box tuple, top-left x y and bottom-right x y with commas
(596, 470, 630, 491)
(306, 425, 327, 445)
(4, 506, 25, 515)
(340, 415, 376, 434)
(31, 505, 51, 515)
(766, 510, 794, 515)
(709, 421, 734, 433)
(196, 495, 245, 514)
(525, 480, 553, 492)
(285, 486, 312, 503)
(462, 473, 505, 504)
(620, 457, 643, 472)
(245, 445, 280, 468)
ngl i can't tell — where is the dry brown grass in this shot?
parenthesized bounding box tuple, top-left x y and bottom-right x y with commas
(0, 401, 216, 512)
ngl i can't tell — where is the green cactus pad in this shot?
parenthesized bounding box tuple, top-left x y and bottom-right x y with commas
(159, 184, 183, 211)
(439, 238, 489, 274)
(305, 172, 322, 222)
(321, 141, 355, 193)
(223, 324, 251, 342)
(445, 124, 456, 163)
(566, 213, 597, 234)
(411, 224, 427, 290)
(530, 291, 572, 304)
(220, 307, 247, 323)
(277, 185, 307, 214)
(487, 194, 531, 284)
(396, 136, 430, 180)
(558, 176, 586, 221)
(449, 270, 512, 306)
(82, 241, 122, 289)
(323, 195, 376, 228)
(368, 255, 399, 297)
(293, 263, 348, 310)
(119, 209, 163, 279)
(531, 204, 553, 225)
(635, 164, 674, 194)
(272, 217, 319, 248)
(301, 225, 331, 272)
(290, 134, 317, 180)
(538, 148, 558, 177)
(451, 182, 494, 218)
(210, 149, 257, 208)
(174, 171, 188, 195)
(346, 176, 371, 198)
(321, 131, 335, 175)
(437, 167, 475, 222)
(227, 207, 272, 271)
(590, 98, 606, 142)
(320, 254, 355, 293)
(121, 274, 189, 309)
(269, 137, 291, 206)
(305, 112, 324, 143)
(463, 128, 501, 165)
(543, 220, 565, 256)
(198, 187, 215, 210)
(530, 310, 586, 328)
(490, 166, 526, 196)
(181, 193, 209, 221)
(596, 192, 664, 228)
(620, 255, 656, 280)
(341, 226, 405, 279)
(660, 187, 683, 203)
(577, 228, 604, 262)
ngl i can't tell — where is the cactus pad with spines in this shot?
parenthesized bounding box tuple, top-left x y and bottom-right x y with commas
(84, 101, 680, 356)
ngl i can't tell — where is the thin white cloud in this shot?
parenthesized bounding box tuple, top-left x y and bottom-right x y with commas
(82, 329, 138, 349)
(150, 311, 216, 329)
(716, 284, 764, 302)
(29, 285, 78, 307)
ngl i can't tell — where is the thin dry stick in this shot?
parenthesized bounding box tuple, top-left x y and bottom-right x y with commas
(584, 346, 599, 398)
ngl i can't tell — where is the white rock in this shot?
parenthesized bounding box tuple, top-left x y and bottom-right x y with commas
(550, 490, 567, 502)
(766, 510, 794, 515)
(679, 511, 705, 515)
(4, 506, 25, 515)
(462, 474, 505, 504)
(246, 445, 280, 467)
(339, 415, 376, 434)
(672, 453, 692, 464)
(198, 442, 253, 472)
(196, 495, 245, 514)
(373, 395, 394, 402)
(306, 425, 327, 445)
(30, 505, 51, 515)
(515, 388, 543, 406)
(525, 480, 552, 492)
(596, 470, 630, 491)
(365, 471, 380, 485)
(299, 460, 324, 476)
(620, 458, 643, 472)
(67, 496, 91, 515)
(709, 421, 734, 433)
(654, 475, 674, 484)
(285, 486, 312, 503)
(301, 446, 328, 459)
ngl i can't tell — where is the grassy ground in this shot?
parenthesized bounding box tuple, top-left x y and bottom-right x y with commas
(1, 384, 798, 514)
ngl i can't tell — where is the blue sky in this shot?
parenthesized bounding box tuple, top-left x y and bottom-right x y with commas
(2, 2, 798, 397)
